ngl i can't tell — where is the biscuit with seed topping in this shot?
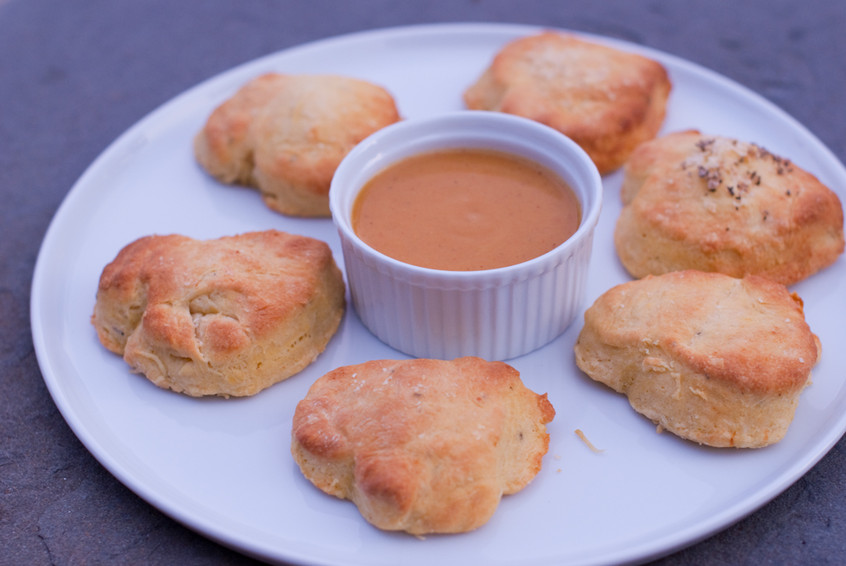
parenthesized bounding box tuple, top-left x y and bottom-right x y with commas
(615, 130, 844, 285)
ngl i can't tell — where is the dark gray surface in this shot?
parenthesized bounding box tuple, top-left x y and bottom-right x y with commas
(2, 0, 845, 564)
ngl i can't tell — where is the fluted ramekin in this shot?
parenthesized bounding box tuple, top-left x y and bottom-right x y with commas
(329, 111, 602, 361)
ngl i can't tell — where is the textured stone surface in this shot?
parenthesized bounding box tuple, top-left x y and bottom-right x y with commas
(2, 0, 844, 564)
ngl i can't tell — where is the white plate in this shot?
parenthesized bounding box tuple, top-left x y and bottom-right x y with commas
(31, 23, 846, 566)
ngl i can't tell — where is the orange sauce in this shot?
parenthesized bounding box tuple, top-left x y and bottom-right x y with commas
(352, 148, 581, 271)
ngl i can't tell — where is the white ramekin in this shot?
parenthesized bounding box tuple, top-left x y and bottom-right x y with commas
(329, 111, 602, 361)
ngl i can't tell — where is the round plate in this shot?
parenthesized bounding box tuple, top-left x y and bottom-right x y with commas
(30, 23, 846, 566)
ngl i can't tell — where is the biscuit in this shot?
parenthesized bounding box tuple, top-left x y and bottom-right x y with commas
(194, 73, 401, 217)
(574, 270, 820, 448)
(291, 357, 555, 534)
(615, 130, 845, 285)
(91, 230, 345, 397)
(463, 31, 671, 174)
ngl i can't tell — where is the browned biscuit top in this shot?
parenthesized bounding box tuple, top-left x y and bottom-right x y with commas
(615, 130, 845, 285)
(574, 270, 821, 447)
(579, 270, 819, 395)
(91, 230, 345, 397)
(194, 73, 401, 217)
(291, 356, 555, 534)
(463, 31, 671, 174)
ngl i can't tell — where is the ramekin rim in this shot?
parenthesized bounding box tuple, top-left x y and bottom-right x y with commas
(329, 110, 603, 281)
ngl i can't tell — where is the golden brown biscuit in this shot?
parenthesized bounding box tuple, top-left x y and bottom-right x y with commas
(615, 130, 845, 285)
(574, 270, 820, 448)
(91, 230, 345, 397)
(194, 73, 401, 217)
(463, 31, 671, 174)
(291, 357, 555, 534)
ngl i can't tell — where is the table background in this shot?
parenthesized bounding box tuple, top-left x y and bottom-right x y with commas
(2, 1, 845, 564)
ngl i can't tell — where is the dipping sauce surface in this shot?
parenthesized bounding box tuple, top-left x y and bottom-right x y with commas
(352, 148, 582, 271)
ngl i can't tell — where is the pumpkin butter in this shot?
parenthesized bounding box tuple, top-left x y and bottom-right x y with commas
(352, 148, 581, 271)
